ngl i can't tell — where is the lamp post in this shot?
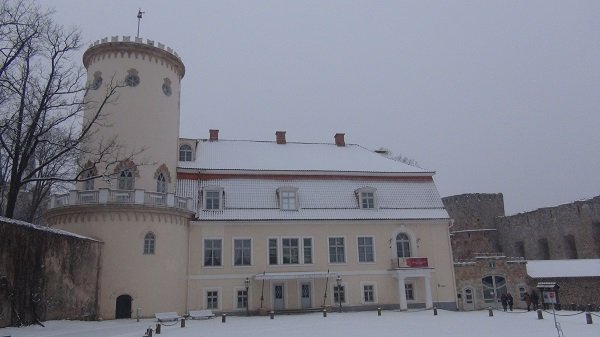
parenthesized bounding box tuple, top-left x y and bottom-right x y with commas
(245, 277, 250, 316)
(336, 275, 342, 313)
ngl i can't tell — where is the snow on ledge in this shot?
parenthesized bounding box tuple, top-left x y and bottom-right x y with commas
(0, 216, 98, 241)
(526, 259, 600, 278)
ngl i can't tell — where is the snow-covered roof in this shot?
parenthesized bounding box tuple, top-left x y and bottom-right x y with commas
(0, 216, 98, 241)
(178, 178, 449, 221)
(179, 139, 430, 175)
(526, 259, 600, 278)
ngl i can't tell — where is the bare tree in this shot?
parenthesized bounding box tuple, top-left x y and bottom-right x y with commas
(0, 0, 132, 220)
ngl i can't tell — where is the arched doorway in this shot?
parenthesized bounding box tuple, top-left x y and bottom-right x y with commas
(115, 294, 132, 319)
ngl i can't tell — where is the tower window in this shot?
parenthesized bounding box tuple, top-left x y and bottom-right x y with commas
(144, 232, 156, 255)
(118, 169, 134, 190)
(156, 172, 167, 193)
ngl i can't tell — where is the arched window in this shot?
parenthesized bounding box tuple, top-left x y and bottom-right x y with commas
(83, 170, 95, 190)
(118, 169, 134, 190)
(482, 275, 506, 303)
(144, 232, 156, 255)
(179, 144, 192, 161)
(156, 172, 167, 193)
(396, 233, 411, 258)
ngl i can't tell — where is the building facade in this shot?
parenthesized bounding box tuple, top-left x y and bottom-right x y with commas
(45, 36, 457, 319)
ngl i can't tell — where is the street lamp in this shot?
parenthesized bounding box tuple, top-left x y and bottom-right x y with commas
(336, 275, 342, 313)
(244, 277, 250, 316)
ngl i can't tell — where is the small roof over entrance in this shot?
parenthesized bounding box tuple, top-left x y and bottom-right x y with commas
(254, 271, 331, 280)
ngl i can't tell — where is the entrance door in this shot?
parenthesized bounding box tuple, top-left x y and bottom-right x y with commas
(463, 288, 475, 311)
(273, 284, 285, 310)
(301, 283, 311, 309)
(115, 294, 132, 319)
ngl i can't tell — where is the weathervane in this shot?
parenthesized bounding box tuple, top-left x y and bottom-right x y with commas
(136, 9, 145, 38)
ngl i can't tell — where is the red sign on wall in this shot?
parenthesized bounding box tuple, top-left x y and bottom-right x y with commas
(406, 257, 428, 267)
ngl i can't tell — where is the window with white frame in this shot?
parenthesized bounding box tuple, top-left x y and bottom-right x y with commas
(282, 238, 300, 264)
(234, 239, 251, 266)
(358, 236, 374, 262)
(396, 233, 411, 258)
(405, 283, 414, 301)
(204, 239, 222, 267)
(329, 237, 345, 263)
(269, 237, 313, 265)
(143, 232, 155, 255)
(278, 187, 299, 210)
(156, 172, 167, 193)
(268, 238, 278, 265)
(363, 284, 375, 303)
(356, 187, 377, 209)
(236, 289, 248, 309)
(334, 284, 345, 304)
(203, 188, 223, 210)
(206, 290, 219, 309)
(303, 238, 313, 264)
(179, 144, 192, 161)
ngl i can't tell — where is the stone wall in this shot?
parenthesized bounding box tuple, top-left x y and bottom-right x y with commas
(496, 196, 600, 260)
(533, 277, 600, 310)
(454, 258, 529, 311)
(0, 217, 102, 327)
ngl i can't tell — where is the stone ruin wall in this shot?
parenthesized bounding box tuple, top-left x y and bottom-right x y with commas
(496, 196, 600, 260)
(0, 218, 102, 327)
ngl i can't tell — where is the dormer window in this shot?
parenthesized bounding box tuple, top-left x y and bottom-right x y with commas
(179, 144, 192, 161)
(356, 187, 377, 209)
(203, 187, 223, 210)
(277, 187, 299, 211)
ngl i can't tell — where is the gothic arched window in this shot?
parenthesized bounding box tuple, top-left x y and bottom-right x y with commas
(156, 172, 167, 193)
(118, 169, 134, 190)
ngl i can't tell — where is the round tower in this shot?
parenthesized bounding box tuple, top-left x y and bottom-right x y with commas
(46, 36, 193, 320)
(81, 36, 185, 193)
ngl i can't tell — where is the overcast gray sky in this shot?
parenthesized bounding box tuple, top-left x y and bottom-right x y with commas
(51, 1, 600, 215)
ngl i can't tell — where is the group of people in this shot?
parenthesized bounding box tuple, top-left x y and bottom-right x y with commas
(501, 290, 540, 312)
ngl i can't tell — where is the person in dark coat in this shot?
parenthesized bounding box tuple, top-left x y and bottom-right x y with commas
(500, 294, 508, 311)
(507, 293, 514, 311)
(524, 292, 532, 311)
(531, 290, 540, 310)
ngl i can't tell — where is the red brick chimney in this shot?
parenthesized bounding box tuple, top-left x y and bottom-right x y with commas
(334, 133, 345, 147)
(209, 129, 219, 141)
(276, 131, 286, 144)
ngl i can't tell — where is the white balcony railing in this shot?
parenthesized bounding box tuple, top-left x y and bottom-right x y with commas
(49, 188, 195, 212)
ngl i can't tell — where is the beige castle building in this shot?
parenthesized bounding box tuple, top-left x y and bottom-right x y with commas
(45, 36, 457, 319)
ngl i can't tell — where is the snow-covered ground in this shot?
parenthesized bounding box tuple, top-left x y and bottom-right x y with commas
(1, 309, 599, 337)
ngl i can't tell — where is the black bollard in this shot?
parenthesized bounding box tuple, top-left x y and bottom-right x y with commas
(180, 318, 185, 328)
(270, 311, 275, 319)
(155, 323, 161, 334)
(221, 313, 226, 323)
(322, 309, 327, 317)
(147, 327, 153, 337)
(586, 311, 593, 324)
(433, 307, 437, 316)
(377, 307, 382, 316)
(537, 309, 543, 320)
(488, 307, 493, 317)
